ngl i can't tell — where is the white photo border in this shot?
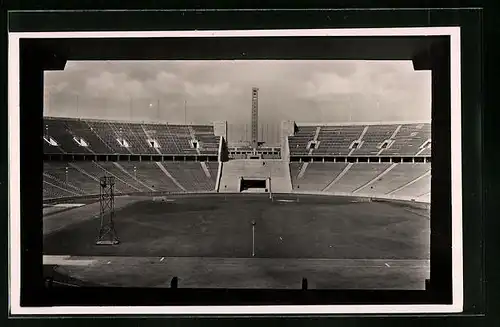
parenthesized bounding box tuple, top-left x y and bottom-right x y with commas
(8, 27, 463, 315)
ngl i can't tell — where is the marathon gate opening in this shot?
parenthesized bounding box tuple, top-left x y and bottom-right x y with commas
(239, 177, 271, 193)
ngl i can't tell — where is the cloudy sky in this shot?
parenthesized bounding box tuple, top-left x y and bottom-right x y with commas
(44, 60, 431, 144)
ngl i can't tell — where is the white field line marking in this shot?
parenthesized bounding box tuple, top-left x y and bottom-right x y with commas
(52, 203, 86, 208)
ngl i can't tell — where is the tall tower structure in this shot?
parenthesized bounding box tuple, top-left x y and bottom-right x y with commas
(251, 87, 259, 150)
(96, 176, 119, 245)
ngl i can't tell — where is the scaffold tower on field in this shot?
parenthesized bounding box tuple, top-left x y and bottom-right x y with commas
(96, 176, 120, 245)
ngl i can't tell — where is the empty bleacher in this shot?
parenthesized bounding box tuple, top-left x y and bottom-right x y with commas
(86, 120, 131, 154)
(206, 162, 220, 186)
(292, 162, 348, 192)
(323, 163, 392, 193)
(64, 119, 112, 154)
(192, 125, 220, 155)
(381, 123, 431, 156)
(117, 161, 182, 192)
(288, 123, 431, 157)
(44, 162, 100, 195)
(315, 125, 364, 156)
(290, 163, 303, 187)
(390, 172, 431, 199)
(361, 163, 431, 196)
(352, 125, 397, 155)
(43, 160, 219, 199)
(111, 122, 154, 155)
(43, 180, 78, 199)
(44, 119, 93, 154)
(288, 126, 317, 155)
(163, 162, 216, 192)
(43, 117, 431, 203)
(43, 117, 220, 156)
(289, 162, 430, 202)
(141, 123, 182, 154)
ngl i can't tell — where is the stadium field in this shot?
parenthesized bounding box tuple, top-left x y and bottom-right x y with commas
(43, 194, 430, 290)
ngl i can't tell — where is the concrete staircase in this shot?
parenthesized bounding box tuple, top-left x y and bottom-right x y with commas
(219, 159, 292, 193)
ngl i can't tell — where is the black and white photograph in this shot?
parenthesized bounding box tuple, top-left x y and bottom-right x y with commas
(8, 25, 467, 315)
(41, 59, 432, 290)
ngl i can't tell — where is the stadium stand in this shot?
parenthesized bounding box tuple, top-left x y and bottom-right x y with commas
(351, 124, 397, 155)
(324, 163, 392, 193)
(65, 119, 113, 154)
(70, 162, 138, 194)
(86, 120, 131, 154)
(112, 122, 155, 155)
(44, 118, 93, 154)
(418, 146, 431, 157)
(44, 162, 98, 195)
(192, 125, 220, 155)
(288, 123, 431, 157)
(291, 162, 348, 192)
(117, 162, 183, 192)
(289, 162, 303, 187)
(288, 162, 430, 201)
(360, 163, 431, 195)
(43, 159, 218, 198)
(288, 126, 317, 155)
(141, 123, 183, 154)
(43, 180, 77, 199)
(43, 117, 220, 156)
(380, 123, 431, 156)
(163, 162, 216, 192)
(43, 117, 430, 203)
(206, 162, 220, 186)
(389, 172, 431, 198)
(314, 125, 365, 156)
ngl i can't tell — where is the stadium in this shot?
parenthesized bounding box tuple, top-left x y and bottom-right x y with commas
(42, 86, 431, 290)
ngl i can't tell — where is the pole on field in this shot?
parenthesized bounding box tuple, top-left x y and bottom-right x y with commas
(269, 172, 272, 200)
(251, 219, 256, 257)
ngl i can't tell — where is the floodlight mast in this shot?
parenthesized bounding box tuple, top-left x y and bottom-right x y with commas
(96, 176, 120, 245)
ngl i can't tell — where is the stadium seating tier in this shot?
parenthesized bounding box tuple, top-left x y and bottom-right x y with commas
(44, 117, 220, 156)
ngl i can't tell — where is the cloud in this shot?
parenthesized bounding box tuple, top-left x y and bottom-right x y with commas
(184, 81, 232, 98)
(44, 60, 431, 126)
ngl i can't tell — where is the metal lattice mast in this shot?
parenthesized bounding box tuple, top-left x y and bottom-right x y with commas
(96, 176, 120, 245)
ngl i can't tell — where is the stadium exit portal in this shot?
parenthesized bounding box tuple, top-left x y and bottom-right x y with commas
(239, 177, 270, 193)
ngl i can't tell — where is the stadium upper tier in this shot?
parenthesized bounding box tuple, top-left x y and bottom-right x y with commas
(288, 123, 431, 157)
(43, 117, 220, 156)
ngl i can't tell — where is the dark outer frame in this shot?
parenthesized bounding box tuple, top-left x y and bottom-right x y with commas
(3, 7, 485, 321)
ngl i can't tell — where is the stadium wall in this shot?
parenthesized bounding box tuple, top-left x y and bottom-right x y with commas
(43, 191, 224, 204)
(292, 190, 430, 204)
(296, 120, 431, 127)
